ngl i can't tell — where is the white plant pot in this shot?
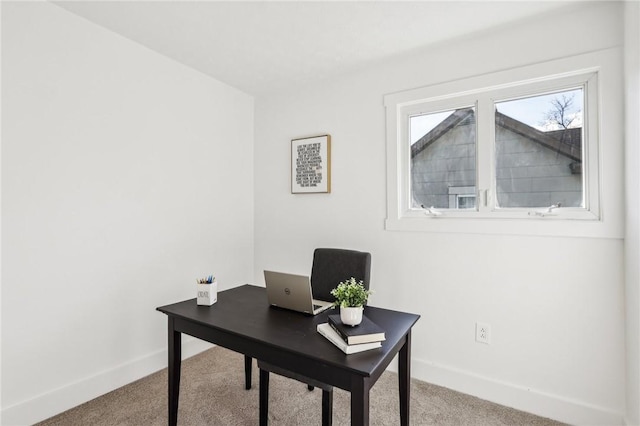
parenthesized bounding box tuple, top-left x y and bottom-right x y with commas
(340, 306, 364, 326)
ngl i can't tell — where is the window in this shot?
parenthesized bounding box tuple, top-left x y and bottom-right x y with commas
(385, 49, 623, 237)
(410, 108, 477, 210)
(448, 186, 477, 209)
(494, 88, 584, 210)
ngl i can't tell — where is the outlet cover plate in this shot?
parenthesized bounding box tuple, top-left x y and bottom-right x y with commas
(476, 322, 491, 344)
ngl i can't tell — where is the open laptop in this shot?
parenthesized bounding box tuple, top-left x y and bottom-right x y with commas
(264, 270, 333, 315)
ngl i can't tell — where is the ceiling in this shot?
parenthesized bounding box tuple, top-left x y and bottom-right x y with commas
(53, 1, 574, 97)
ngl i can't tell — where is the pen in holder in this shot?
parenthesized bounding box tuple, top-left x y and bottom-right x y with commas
(196, 275, 217, 306)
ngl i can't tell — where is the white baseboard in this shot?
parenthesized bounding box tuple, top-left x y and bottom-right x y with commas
(408, 356, 624, 426)
(2, 345, 625, 426)
(1, 338, 213, 426)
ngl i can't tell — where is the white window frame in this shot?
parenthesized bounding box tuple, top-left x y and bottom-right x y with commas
(385, 48, 623, 238)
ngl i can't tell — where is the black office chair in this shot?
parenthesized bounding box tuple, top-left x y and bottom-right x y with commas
(257, 248, 372, 426)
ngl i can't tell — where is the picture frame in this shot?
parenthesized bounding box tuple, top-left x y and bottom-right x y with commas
(291, 134, 331, 194)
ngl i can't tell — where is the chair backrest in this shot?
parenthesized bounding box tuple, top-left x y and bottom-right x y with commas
(310, 248, 371, 302)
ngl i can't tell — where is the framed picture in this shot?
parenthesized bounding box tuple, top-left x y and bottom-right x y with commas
(291, 134, 331, 194)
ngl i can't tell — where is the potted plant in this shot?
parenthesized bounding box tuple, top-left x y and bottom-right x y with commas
(330, 277, 373, 326)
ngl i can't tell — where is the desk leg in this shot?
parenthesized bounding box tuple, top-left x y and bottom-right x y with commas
(168, 317, 181, 426)
(245, 355, 252, 390)
(398, 330, 411, 426)
(321, 389, 333, 426)
(259, 369, 269, 426)
(351, 377, 370, 426)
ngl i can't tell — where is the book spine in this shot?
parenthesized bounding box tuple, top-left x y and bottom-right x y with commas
(328, 319, 351, 344)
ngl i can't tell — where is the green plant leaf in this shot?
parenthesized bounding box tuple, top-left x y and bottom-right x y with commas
(330, 277, 372, 308)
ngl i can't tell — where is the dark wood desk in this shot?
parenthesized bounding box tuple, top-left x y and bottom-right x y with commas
(157, 285, 419, 426)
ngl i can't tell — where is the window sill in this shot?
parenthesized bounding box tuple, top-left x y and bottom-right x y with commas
(384, 214, 622, 239)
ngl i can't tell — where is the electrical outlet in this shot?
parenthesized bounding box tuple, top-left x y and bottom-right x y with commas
(476, 322, 491, 344)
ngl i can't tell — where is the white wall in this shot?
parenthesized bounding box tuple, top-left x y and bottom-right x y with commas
(625, 2, 640, 424)
(254, 3, 626, 424)
(1, 3, 254, 425)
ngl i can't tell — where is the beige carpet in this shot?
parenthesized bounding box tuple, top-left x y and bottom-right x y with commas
(37, 346, 565, 425)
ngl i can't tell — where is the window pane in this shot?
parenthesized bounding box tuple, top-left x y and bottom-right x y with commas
(457, 195, 476, 209)
(410, 108, 476, 209)
(494, 88, 583, 209)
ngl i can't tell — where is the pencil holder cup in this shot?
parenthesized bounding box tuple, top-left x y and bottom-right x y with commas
(197, 280, 218, 306)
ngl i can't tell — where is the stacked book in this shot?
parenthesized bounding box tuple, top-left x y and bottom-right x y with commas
(317, 314, 386, 354)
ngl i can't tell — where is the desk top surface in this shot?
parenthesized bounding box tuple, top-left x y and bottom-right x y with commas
(157, 284, 420, 377)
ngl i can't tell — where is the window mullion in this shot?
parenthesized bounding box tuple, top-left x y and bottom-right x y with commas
(476, 96, 493, 213)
